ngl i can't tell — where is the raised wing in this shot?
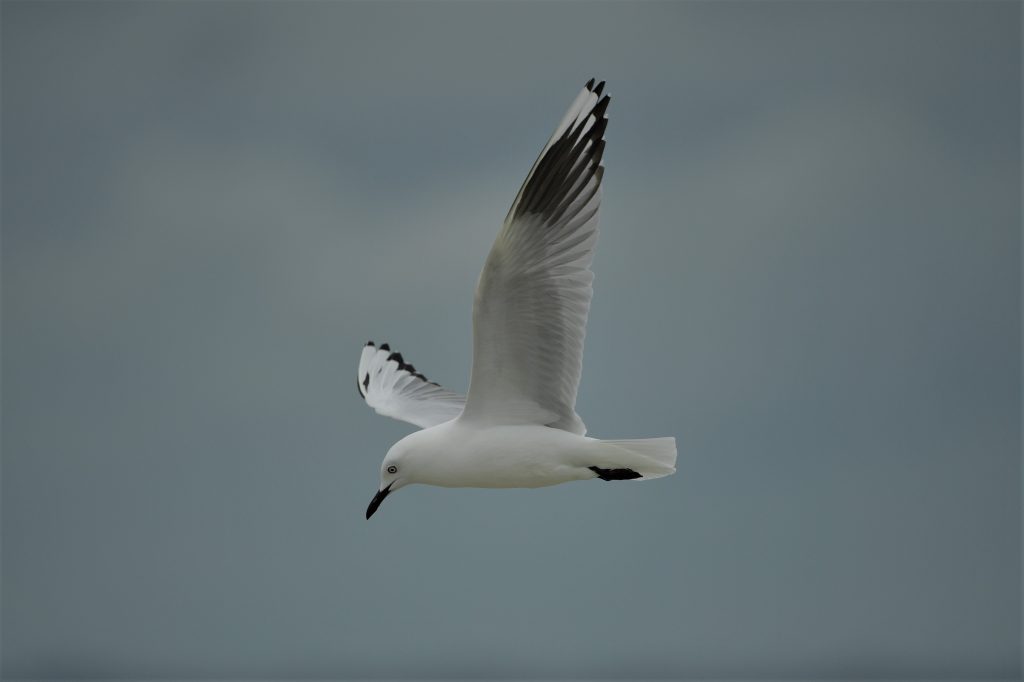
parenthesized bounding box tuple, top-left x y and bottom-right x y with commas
(461, 79, 609, 435)
(357, 341, 465, 429)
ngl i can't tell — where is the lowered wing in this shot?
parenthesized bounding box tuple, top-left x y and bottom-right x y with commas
(357, 341, 466, 429)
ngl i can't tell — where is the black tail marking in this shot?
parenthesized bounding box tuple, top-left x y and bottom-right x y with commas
(589, 466, 642, 481)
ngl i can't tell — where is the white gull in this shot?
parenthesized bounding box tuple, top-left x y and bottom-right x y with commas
(356, 79, 677, 519)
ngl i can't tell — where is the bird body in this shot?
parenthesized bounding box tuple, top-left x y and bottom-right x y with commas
(384, 422, 676, 490)
(356, 79, 677, 519)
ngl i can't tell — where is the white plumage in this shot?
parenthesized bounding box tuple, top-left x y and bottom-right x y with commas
(356, 79, 677, 519)
(357, 343, 464, 429)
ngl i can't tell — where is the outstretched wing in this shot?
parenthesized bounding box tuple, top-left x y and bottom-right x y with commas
(461, 79, 609, 435)
(357, 341, 465, 429)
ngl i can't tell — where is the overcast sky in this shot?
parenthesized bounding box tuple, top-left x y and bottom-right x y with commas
(2, 1, 1020, 678)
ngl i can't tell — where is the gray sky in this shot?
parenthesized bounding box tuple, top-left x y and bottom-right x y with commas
(2, 0, 1020, 678)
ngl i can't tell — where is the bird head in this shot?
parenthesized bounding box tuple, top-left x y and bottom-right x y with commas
(366, 436, 420, 519)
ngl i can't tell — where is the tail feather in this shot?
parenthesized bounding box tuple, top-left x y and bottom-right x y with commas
(597, 437, 677, 481)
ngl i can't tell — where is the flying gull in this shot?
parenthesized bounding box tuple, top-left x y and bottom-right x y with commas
(357, 79, 677, 519)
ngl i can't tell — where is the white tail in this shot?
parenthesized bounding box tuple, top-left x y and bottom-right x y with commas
(598, 437, 677, 480)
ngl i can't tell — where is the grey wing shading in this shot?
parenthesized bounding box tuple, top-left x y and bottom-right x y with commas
(461, 79, 609, 435)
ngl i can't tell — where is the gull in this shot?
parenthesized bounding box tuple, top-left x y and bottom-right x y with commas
(357, 79, 676, 519)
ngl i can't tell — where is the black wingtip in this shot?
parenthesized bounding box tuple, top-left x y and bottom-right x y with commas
(379, 343, 390, 352)
(593, 80, 606, 97)
(365, 340, 375, 347)
(585, 77, 595, 90)
(387, 352, 405, 366)
(591, 138, 607, 169)
(593, 94, 611, 120)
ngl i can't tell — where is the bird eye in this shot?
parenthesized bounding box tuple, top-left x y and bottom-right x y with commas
(386, 465, 398, 474)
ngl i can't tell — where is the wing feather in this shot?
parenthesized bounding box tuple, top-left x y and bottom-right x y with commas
(461, 79, 610, 435)
(357, 341, 465, 429)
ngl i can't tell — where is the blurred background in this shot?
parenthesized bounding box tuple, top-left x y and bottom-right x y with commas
(2, 1, 1020, 678)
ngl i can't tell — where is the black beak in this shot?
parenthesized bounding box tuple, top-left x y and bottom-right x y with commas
(365, 483, 392, 519)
